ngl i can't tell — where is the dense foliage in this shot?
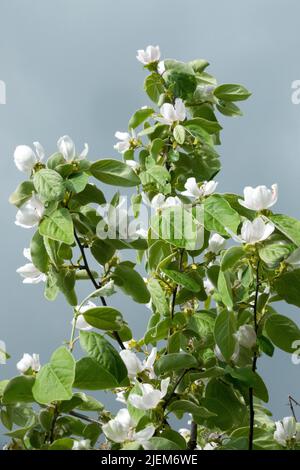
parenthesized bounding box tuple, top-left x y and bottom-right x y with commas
(3, 45, 300, 451)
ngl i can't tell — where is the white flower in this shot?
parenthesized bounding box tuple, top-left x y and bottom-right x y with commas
(274, 417, 298, 447)
(114, 131, 131, 154)
(17, 248, 46, 284)
(232, 217, 274, 245)
(142, 193, 181, 213)
(203, 278, 214, 295)
(72, 439, 91, 450)
(136, 45, 160, 65)
(103, 408, 155, 445)
(208, 233, 226, 254)
(156, 98, 186, 125)
(197, 442, 218, 450)
(214, 343, 239, 364)
(125, 160, 140, 172)
(120, 350, 143, 379)
(235, 325, 256, 349)
(238, 184, 278, 211)
(120, 348, 157, 380)
(129, 378, 170, 410)
(157, 60, 165, 75)
(143, 348, 157, 379)
(15, 195, 45, 229)
(116, 390, 127, 404)
(13, 142, 45, 173)
(181, 178, 218, 199)
(57, 135, 88, 162)
(72, 301, 96, 331)
(16, 353, 41, 374)
(179, 428, 190, 441)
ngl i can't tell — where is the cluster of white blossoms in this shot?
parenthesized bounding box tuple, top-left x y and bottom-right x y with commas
(102, 347, 170, 446)
(274, 417, 300, 447)
(229, 183, 277, 245)
(181, 178, 218, 199)
(13, 135, 88, 174)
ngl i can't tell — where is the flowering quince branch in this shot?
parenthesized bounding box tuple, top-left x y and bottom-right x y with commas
(3, 45, 300, 452)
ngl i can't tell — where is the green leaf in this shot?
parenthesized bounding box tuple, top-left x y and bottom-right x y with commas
(79, 331, 127, 384)
(74, 357, 120, 390)
(65, 172, 89, 194)
(216, 101, 242, 117)
(91, 239, 116, 265)
(269, 214, 300, 246)
(30, 231, 49, 273)
(217, 270, 233, 308)
(214, 84, 251, 102)
(55, 268, 77, 306)
(214, 310, 236, 361)
(151, 205, 203, 250)
(71, 183, 106, 206)
(189, 59, 209, 73)
(265, 314, 300, 353)
(203, 378, 247, 430)
(174, 152, 221, 184)
(188, 312, 215, 343)
(173, 125, 186, 145)
(164, 64, 197, 99)
(221, 246, 244, 271)
(140, 165, 170, 190)
(113, 264, 150, 304)
(184, 117, 222, 135)
(32, 347, 75, 404)
(83, 306, 124, 331)
(3, 376, 35, 404)
(48, 438, 74, 450)
(145, 437, 181, 451)
(47, 152, 65, 170)
(167, 400, 215, 419)
(162, 269, 200, 293)
(9, 181, 35, 208)
(259, 242, 291, 267)
(147, 278, 169, 316)
(39, 208, 74, 245)
(144, 73, 164, 103)
(204, 195, 240, 236)
(90, 159, 140, 187)
(33, 169, 65, 201)
(274, 269, 300, 308)
(226, 366, 269, 402)
(128, 107, 154, 129)
(154, 352, 198, 375)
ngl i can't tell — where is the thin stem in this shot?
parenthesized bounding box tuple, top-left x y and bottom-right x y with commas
(288, 395, 300, 421)
(187, 421, 198, 450)
(69, 310, 78, 352)
(164, 369, 190, 409)
(248, 261, 260, 451)
(68, 410, 102, 425)
(74, 230, 125, 350)
(49, 404, 59, 443)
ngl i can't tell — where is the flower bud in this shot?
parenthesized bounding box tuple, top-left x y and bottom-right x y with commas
(235, 324, 257, 349)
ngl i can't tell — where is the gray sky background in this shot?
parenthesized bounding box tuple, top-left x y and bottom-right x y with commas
(1, 0, 300, 439)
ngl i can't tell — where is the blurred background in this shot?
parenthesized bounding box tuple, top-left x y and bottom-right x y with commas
(1, 0, 300, 444)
